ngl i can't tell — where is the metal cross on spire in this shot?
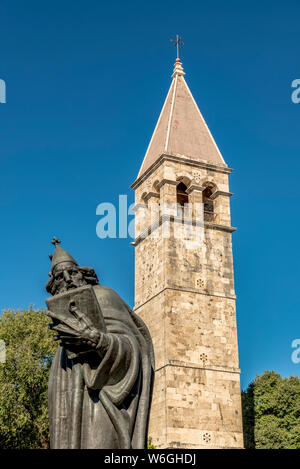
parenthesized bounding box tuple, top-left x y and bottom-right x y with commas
(170, 35, 184, 60)
(51, 236, 61, 246)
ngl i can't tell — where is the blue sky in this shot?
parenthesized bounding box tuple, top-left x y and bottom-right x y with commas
(0, 0, 299, 389)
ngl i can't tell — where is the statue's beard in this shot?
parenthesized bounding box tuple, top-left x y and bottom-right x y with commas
(55, 279, 86, 295)
(64, 283, 77, 291)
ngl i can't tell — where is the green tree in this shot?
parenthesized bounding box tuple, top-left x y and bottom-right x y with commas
(242, 371, 300, 449)
(0, 308, 56, 449)
(147, 437, 156, 449)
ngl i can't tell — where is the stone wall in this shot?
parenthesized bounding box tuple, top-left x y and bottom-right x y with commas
(133, 154, 243, 448)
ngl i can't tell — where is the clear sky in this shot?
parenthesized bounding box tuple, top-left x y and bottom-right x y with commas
(0, 0, 299, 389)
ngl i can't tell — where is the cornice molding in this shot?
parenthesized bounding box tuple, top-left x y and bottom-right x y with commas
(131, 214, 236, 247)
(144, 192, 160, 202)
(157, 178, 179, 189)
(133, 285, 237, 311)
(186, 184, 204, 194)
(132, 153, 233, 190)
(211, 190, 233, 200)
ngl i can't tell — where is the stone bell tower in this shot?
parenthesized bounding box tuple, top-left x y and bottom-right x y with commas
(131, 55, 243, 449)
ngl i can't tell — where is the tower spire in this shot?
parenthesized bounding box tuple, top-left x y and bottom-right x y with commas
(136, 41, 225, 179)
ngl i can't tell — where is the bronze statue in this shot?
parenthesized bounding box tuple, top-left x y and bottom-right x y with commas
(46, 238, 154, 449)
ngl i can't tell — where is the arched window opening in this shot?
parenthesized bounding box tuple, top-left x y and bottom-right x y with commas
(177, 182, 189, 211)
(203, 186, 214, 222)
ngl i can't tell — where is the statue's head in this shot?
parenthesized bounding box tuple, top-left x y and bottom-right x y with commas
(46, 237, 99, 296)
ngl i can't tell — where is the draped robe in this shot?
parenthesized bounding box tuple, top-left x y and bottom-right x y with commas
(48, 285, 154, 449)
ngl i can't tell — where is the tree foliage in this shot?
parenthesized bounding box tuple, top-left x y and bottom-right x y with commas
(242, 371, 300, 449)
(0, 308, 56, 449)
(147, 437, 156, 449)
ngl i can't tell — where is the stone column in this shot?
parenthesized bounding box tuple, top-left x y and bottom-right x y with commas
(158, 179, 177, 216)
(186, 184, 204, 221)
(144, 192, 160, 227)
(133, 202, 148, 239)
(211, 190, 232, 226)
(157, 179, 178, 239)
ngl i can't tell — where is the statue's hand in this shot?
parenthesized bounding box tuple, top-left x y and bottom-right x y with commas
(47, 305, 101, 349)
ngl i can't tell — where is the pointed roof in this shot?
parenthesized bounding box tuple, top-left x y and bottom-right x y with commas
(49, 237, 78, 272)
(138, 58, 226, 178)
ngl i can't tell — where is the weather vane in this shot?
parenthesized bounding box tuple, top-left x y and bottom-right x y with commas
(170, 34, 184, 60)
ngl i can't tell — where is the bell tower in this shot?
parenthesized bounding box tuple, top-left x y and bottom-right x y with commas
(131, 55, 243, 449)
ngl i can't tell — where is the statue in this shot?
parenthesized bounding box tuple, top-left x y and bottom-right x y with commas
(46, 238, 154, 449)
